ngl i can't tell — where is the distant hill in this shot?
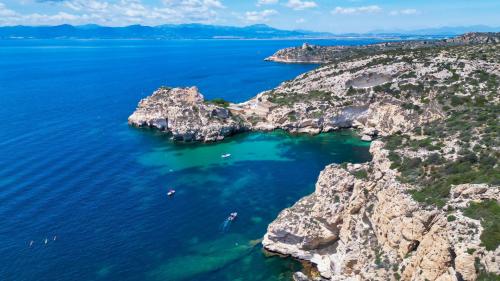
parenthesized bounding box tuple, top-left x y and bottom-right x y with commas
(0, 24, 334, 39)
(1, 24, 499, 40)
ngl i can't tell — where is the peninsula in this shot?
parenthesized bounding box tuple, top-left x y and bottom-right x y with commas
(129, 33, 499, 280)
(265, 32, 500, 64)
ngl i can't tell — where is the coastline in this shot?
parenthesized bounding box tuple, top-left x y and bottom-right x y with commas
(129, 33, 500, 280)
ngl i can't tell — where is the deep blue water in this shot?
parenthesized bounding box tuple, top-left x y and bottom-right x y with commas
(0, 39, 376, 281)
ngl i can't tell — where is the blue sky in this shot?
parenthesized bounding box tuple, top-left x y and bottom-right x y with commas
(0, 0, 499, 32)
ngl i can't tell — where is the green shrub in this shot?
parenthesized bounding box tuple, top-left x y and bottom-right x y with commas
(463, 200, 500, 251)
(384, 134, 404, 150)
(477, 271, 500, 281)
(411, 184, 449, 208)
(388, 151, 402, 165)
(352, 169, 368, 180)
(206, 98, 230, 108)
(308, 90, 332, 101)
(475, 257, 500, 281)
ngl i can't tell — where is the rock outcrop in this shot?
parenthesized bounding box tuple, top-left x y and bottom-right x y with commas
(263, 141, 499, 280)
(447, 32, 500, 44)
(265, 32, 500, 64)
(128, 87, 244, 142)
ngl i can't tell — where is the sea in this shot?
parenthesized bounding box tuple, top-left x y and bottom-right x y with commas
(0, 39, 377, 281)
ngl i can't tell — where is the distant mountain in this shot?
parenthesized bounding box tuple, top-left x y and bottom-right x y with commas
(2, 24, 498, 40)
(0, 24, 334, 39)
(370, 25, 500, 36)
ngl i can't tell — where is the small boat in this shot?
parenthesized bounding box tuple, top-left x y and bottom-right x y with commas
(167, 189, 176, 197)
(228, 212, 238, 221)
(221, 153, 231, 158)
(29, 240, 34, 247)
(44, 238, 48, 245)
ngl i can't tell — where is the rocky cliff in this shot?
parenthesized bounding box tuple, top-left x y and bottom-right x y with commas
(265, 32, 500, 64)
(128, 86, 244, 142)
(261, 42, 500, 280)
(264, 141, 499, 281)
(129, 40, 499, 280)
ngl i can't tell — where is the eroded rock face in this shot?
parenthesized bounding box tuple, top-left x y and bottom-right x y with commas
(128, 87, 245, 142)
(263, 141, 500, 280)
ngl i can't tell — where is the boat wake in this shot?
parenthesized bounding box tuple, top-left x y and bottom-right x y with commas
(220, 219, 232, 233)
(220, 212, 238, 233)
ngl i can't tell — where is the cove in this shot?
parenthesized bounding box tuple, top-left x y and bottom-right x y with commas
(130, 129, 372, 281)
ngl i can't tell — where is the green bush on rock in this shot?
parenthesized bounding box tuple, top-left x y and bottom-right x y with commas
(463, 200, 500, 251)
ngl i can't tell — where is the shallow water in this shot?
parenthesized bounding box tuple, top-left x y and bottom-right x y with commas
(0, 39, 375, 281)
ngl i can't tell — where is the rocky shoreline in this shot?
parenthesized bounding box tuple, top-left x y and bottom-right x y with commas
(128, 86, 245, 142)
(265, 33, 500, 64)
(129, 33, 499, 280)
(264, 141, 499, 281)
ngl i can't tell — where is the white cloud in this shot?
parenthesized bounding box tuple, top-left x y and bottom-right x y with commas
(332, 5, 382, 15)
(0, 2, 17, 17)
(286, 0, 316, 10)
(163, 0, 224, 9)
(64, 0, 109, 12)
(0, 0, 226, 26)
(0, 2, 96, 26)
(257, 0, 278, 6)
(389, 9, 419, 16)
(245, 9, 278, 22)
(296, 17, 305, 23)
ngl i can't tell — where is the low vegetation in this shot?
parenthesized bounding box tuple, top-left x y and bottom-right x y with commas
(375, 44, 500, 207)
(463, 200, 500, 251)
(205, 98, 230, 108)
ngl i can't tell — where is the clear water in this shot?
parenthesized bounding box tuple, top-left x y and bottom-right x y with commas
(0, 39, 375, 281)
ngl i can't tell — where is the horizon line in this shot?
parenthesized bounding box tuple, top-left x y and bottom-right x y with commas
(1, 23, 499, 35)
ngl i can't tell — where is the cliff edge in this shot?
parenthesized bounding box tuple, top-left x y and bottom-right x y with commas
(129, 37, 500, 280)
(128, 86, 244, 142)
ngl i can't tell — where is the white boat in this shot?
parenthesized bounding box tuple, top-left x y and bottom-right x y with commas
(167, 189, 176, 196)
(228, 212, 238, 221)
(221, 153, 231, 158)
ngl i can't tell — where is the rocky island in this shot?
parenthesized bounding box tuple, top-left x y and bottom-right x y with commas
(129, 33, 499, 280)
(128, 86, 245, 141)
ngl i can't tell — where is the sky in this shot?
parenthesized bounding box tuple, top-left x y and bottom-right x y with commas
(0, 0, 499, 33)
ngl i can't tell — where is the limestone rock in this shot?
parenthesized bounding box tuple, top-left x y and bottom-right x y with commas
(293, 272, 311, 281)
(128, 87, 245, 142)
(263, 141, 500, 280)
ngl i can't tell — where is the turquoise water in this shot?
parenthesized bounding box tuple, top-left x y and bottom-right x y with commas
(0, 39, 374, 281)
